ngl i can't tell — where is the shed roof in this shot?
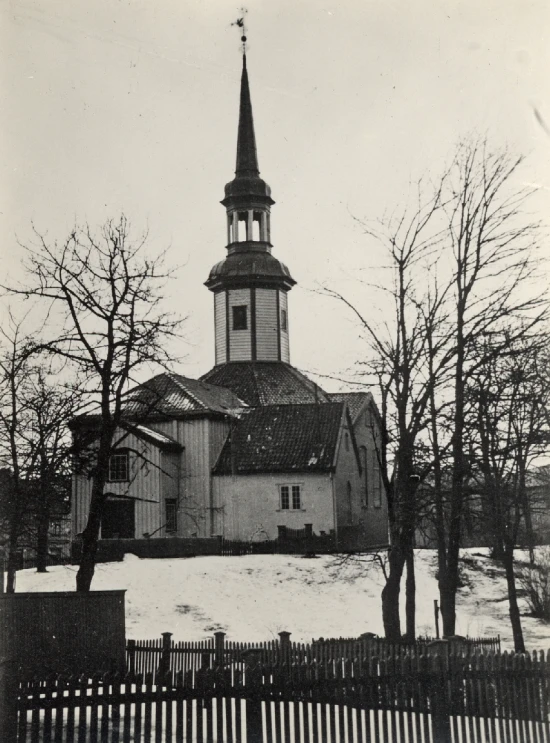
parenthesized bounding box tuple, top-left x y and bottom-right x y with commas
(122, 373, 246, 418)
(213, 402, 344, 475)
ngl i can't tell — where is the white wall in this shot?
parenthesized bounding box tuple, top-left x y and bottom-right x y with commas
(279, 290, 290, 363)
(211, 473, 335, 540)
(255, 288, 279, 361)
(72, 429, 162, 538)
(228, 288, 252, 360)
(214, 291, 227, 364)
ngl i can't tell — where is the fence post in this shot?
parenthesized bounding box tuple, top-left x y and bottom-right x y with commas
(427, 642, 452, 743)
(279, 631, 291, 661)
(242, 650, 263, 743)
(214, 631, 226, 666)
(127, 639, 136, 675)
(158, 632, 173, 680)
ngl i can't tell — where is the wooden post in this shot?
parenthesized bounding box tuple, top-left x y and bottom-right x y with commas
(279, 630, 291, 663)
(429, 653, 452, 743)
(127, 639, 136, 676)
(159, 632, 172, 680)
(214, 631, 226, 667)
(243, 651, 263, 743)
(434, 599, 440, 639)
(279, 631, 291, 648)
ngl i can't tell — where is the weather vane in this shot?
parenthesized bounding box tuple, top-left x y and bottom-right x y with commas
(231, 8, 248, 55)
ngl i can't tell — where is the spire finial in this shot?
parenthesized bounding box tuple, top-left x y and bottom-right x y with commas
(231, 9, 248, 56)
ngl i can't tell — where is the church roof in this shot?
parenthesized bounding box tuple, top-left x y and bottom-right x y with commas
(213, 403, 344, 475)
(206, 250, 294, 290)
(327, 392, 374, 422)
(122, 372, 246, 418)
(200, 362, 330, 407)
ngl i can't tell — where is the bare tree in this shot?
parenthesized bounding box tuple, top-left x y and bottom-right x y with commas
(0, 315, 35, 592)
(436, 139, 547, 636)
(0, 313, 83, 587)
(326, 178, 453, 639)
(6, 216, 183, 591)
(330, 137, 547, 639)
(467, 330, 550, 651)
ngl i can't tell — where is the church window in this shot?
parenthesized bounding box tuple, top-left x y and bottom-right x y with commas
(232, 305, 248, 330)
(280, 484, 301, 510)
(360, 446, 368, 506)
(281, 308, 288, 332)
(165, 498, 178, 534)
(108, 450, 129, 482)
(372, 450, 382, 508)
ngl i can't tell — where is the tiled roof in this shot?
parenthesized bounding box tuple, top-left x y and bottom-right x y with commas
(123, 373, 246, 418)
(213, 403, 344, 475)
(200, 363, 330, 407)
(327, 392, 373, 422)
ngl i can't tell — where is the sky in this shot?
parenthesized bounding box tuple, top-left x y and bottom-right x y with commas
(1, 0, 549, 391)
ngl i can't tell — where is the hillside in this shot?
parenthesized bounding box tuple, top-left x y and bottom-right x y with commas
(17, 548, 550, 650)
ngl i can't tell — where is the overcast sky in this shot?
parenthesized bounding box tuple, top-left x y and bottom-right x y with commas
(1, 0, 549, 390)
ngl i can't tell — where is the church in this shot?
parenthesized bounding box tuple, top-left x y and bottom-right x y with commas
(71, 53, 389, 552)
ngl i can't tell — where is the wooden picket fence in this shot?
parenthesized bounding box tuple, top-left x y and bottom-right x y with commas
(16, 649, 550, 742)
(126, 631, 502, 684)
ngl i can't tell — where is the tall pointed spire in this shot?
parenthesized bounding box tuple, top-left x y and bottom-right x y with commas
(205, 34, 295, 366)
(236, 55, 259, 177)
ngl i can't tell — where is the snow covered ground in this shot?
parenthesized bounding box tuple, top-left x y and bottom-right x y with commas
(16, 548, 550, 650)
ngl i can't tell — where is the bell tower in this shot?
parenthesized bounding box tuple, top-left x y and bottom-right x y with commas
(205, 53, 295, 365)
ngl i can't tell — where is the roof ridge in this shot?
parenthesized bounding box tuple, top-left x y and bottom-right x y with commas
(285, 364, 328, 402)
(165, 372, 208, 412)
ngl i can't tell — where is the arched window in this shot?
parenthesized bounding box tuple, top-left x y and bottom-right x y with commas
(346, 481, 353, 523)
(344, 432, 350, 452)
(360, 446, 368, 507)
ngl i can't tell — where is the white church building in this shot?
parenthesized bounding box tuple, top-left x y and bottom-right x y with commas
(71, 53, 389, 552)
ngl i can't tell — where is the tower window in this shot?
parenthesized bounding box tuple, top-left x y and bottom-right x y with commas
(237, 212, 248, 241)
(281, 309, 288, 332)
(253, 211, 263, 241)
(232, 305, 248, 330)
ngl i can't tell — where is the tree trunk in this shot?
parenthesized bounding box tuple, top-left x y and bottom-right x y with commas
(502, 544, 525, 653)
(6, 518, 20, 593)
(440, 538, 459, 636)
(35, 503, 50, 573)
(405, 547, 416, 640)
(76, 430, 112, 592)
(382, 545, 406, 640)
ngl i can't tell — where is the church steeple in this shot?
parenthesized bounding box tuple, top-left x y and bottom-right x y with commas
(205, 50, 295, 366)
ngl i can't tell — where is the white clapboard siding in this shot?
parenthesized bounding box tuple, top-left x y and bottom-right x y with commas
(279, 289, 290, 362)
(255, 288, 279, 361)
(228, 288, 252, 360)
(214, 291, 227, 364)
(72, 430, 162, 538)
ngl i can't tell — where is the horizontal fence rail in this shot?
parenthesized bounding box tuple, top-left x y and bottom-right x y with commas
(16, 649, 550, 743)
